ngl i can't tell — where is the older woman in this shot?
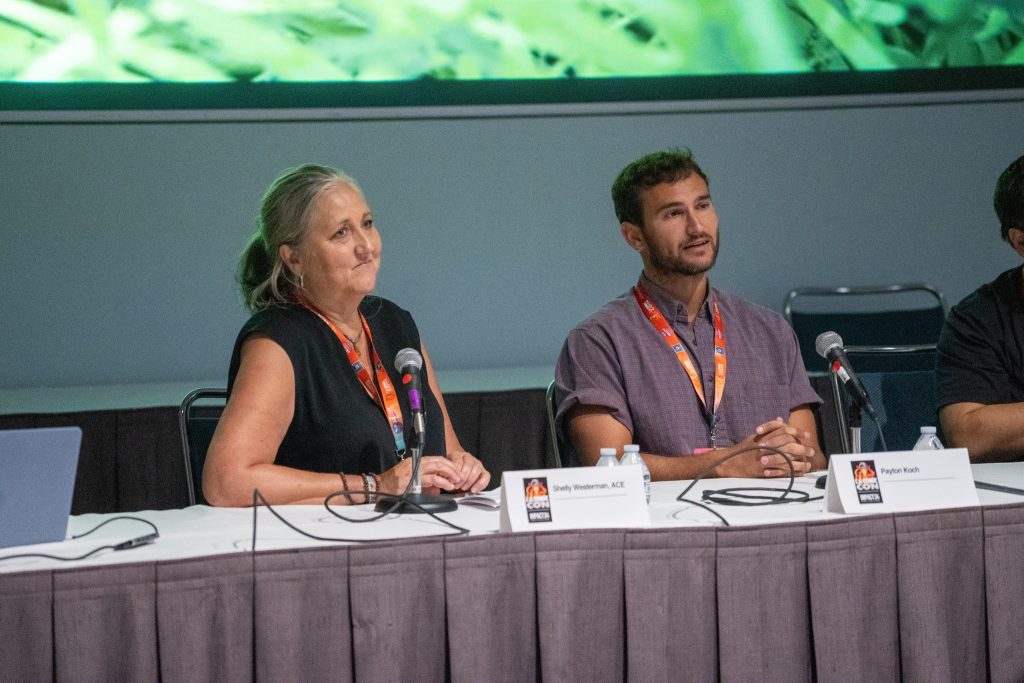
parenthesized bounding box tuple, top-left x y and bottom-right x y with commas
(203, 164, 490, 506)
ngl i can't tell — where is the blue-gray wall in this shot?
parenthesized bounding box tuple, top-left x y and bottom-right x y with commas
(3, 96, 1023, 390)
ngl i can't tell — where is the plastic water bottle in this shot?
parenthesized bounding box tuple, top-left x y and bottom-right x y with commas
(621, 444, 651, 503)
(912, 426, 944, 450)
(596, 447, 619, 467)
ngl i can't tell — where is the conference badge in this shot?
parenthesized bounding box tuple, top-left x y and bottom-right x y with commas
(523, 477, 552, 523)
(852, 460, 883, 504)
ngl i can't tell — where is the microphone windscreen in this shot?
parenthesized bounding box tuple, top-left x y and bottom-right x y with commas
(814, 331, 844, 359)
(394, 347, 424, 372)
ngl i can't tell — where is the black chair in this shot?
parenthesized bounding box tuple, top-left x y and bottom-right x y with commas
(544, 380, 564, 468)
(544, 380, 580, 467)
(783, 283, 947, 374)
(808, 374, 845, 459)
(845, 344, 938, 374)
(178, 388, 227, 506)
(828, 367, 939, 454)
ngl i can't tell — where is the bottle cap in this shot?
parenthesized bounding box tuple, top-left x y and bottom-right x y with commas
(920, 426, 937, 434)
(623, 444, 640, 452)
(599, 447, 616, 456)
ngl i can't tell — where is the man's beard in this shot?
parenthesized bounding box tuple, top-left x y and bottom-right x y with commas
(647, 234, 720, 277)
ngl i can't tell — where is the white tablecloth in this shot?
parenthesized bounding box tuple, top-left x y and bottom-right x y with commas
(1, 462, 1021, 574)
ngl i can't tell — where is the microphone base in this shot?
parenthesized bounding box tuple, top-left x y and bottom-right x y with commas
(374, 492, 458, 514)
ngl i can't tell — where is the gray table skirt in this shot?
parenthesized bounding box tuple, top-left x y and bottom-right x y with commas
(3, 503, 1022, 683)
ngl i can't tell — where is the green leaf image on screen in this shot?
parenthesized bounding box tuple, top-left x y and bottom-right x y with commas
(1, 0, 1022, 113)
(2, 0, 1022, 83)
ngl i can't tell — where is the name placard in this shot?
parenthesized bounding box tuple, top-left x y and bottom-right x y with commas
(824, 448, 979, 514)
(499, 465, 649, 533)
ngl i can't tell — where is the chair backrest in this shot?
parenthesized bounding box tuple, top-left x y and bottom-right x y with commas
(543, 380, 582, 467)
(829, 367, 939, 454)
(808, 374, 845, 459)
(178, 388, 227, 506)
(783, 283, 947, 374)
(844, 344, 938, 374)
(544, 380, 564, 468)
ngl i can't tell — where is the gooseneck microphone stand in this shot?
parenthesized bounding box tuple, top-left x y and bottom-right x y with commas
(847, 401, 863, 454)
(375, 349, 457, 514)
(375, 423, 458, 514)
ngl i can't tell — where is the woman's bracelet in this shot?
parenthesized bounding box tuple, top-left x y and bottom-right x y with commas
(338, 472, 352, 503)
(363, 473, 376, 504)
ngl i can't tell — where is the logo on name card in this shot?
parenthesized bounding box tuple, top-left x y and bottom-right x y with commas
(523, 477, 552, 523)
(851, 460, 883, 504)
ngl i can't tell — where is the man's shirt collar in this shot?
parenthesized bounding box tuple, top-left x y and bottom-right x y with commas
(638, 272, 713, 325)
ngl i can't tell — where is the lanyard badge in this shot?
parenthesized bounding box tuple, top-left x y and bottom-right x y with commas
(633, 284, 727, 448)
(299, 299, 407, 455)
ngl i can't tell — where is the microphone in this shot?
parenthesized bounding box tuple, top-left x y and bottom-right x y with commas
(376, 348, 457, 514)
(394, 347, 425, 448)
(815, 331, 876, 418)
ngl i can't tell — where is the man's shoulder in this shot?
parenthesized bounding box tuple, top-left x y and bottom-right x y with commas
(568, 291, 635, 336)
(714, 289, 791, 330)
(950, 266, 1021, 319)
(568, 287, 794, 337)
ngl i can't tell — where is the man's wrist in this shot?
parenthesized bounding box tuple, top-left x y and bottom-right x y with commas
(703, 445, 735, 478)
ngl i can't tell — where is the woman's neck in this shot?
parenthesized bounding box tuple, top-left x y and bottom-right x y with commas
(301, 291, 364, 337)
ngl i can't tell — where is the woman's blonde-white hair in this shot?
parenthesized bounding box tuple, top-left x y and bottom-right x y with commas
(238, 164, 361, 312)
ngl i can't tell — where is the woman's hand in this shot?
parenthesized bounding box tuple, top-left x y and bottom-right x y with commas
(378, 455, 464, 496)
(444, 450, 491, 493)
(419, 344, 491, 493)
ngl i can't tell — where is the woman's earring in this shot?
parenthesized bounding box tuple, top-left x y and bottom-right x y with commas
(299, 274, 305, 289)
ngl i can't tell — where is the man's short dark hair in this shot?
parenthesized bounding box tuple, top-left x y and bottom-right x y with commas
(611, 149, 709, 227)
(995, 154, 1024, 241)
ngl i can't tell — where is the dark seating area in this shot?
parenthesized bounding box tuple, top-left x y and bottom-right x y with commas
(784, 283, 947, 374)
(0, 389, 552, 514)
(1, 379, 849, 514)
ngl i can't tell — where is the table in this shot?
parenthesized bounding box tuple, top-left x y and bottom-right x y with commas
(2, 464, 1023, 682)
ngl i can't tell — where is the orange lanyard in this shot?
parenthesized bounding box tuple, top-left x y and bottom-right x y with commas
(633, 283, 727, 447)
(299, 299, 407, 455)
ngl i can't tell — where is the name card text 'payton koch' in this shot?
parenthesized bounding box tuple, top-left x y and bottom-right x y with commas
(825, 448, 978, 514)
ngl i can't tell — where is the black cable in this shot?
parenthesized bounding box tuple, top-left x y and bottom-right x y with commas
(249, 451, 472, 549)
(672, 497, 732, 526)
(71, 515, 159, 540)
(866, 410, 889, 452)
(702, 487, 812, 506)
(249, 487, 470, 551)
(677, 444, 799, 501)
(323, 490, 471, 533)
(323, 454, 422, 523)
(0, 515, 160, 563)
(0, 545, 123, 563)
(319, 452, 471, 532)
(675, 444, 820, 525)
